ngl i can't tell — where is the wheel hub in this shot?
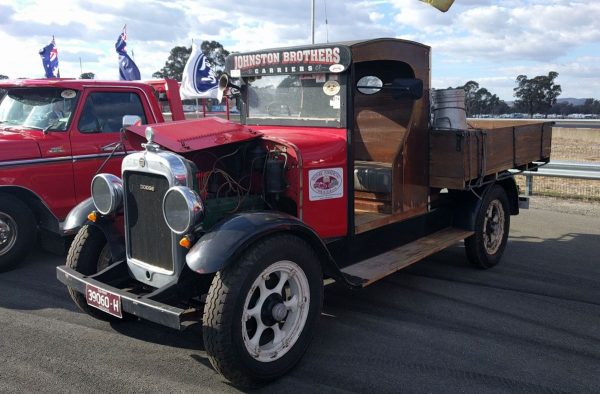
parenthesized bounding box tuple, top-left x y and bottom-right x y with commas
(0, 213, 17, 256)
(241, 260, 310, 363)
(271, 303, 288, 322)
(483, 199, 505, 255)
(261, 293, 286, 326)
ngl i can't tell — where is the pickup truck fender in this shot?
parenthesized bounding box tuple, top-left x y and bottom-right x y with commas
(63, 197, 125, 260)
(186, 211, 337, 276)
(453, 177, 519, 231)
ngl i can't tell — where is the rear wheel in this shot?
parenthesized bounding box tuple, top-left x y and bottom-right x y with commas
(465, 185, 510, 268)
(0, 194, 36, 272)
(203, 234, 323, 388)
(66, 224, 115, 321)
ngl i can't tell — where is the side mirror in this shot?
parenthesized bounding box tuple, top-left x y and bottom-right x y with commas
(122, 115, 142, 129)
(390, 78, 423, 100)
(356, 76, 383, 95)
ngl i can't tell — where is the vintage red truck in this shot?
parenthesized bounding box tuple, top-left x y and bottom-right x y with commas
(0, 78, 185, 271)
(56, 39, 552, 387)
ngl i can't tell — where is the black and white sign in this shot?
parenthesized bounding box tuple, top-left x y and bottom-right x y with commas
(226, 45, 352, 77)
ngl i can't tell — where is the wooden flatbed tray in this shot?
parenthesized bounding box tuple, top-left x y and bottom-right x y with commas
(429, 120, 552, 190)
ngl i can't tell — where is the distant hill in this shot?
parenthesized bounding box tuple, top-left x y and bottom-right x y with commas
(557, 98, 588, 106)
(506, 97, 591, 107)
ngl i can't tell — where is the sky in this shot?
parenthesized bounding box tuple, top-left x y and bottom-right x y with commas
(0, 0, 599, 101)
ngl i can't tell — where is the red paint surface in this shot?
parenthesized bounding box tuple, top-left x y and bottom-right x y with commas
(0, 78, 178, 222)
(127, 117, 262, 153)
(255, 126, 348, 239)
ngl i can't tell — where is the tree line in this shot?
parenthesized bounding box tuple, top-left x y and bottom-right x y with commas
(453, 72, 563, 118)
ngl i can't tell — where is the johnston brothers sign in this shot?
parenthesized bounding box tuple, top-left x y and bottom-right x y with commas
(226, 45, 352, 77)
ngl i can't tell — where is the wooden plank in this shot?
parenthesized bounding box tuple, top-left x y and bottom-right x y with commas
(354, 211, 387, 228)
(354, 205, 427, 234)
(342, 228, 474, 286)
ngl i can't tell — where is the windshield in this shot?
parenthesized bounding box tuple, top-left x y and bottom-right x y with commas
(0, 87, 79, 131)
(246, 74, 344, 126)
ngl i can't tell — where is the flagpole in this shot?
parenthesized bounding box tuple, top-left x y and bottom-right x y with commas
(311, 0, 315, 44)
(79, 57, 82, 76)
(54, 35, 60, 78)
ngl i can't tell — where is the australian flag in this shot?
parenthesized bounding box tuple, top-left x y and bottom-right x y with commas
(180, 42, 218, 99)
(39, 37, 60, 78)
(115, 27, 141, 81)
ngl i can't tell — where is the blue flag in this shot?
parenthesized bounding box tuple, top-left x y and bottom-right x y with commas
(115, 28, 141, 81)
(180, 42, 218, 99)
(39, 37, 60, 78)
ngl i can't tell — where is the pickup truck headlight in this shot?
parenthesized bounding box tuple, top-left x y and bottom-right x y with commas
(91, 174, 123, 215)
(162, 186, 204, 234)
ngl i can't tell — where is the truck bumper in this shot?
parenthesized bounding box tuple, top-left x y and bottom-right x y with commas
(56, 263, 192, 330)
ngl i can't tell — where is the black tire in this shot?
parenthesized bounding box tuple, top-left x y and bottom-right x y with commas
(464, 185, 510, 268)
(0, 194, 36, 272)
(203, 234, 323, 388)
(66, 224, 115, 321)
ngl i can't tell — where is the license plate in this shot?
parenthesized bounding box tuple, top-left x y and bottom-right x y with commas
(85, 284, 123, 318)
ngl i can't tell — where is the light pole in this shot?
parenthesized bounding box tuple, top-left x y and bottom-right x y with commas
(311, 0, 315, 44)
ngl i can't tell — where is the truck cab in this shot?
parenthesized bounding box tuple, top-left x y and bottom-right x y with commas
(0, 78, 184, 271)
(56, 39, 551, 387)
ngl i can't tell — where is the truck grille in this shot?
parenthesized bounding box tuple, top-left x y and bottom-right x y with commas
(124, 171, 173, 271)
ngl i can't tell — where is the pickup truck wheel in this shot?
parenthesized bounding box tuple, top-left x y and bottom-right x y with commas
(464, 185, 510, 268)
(203, 234, 323, 388)
(66, 224, 115, 321)
(0, 194, 36, 272)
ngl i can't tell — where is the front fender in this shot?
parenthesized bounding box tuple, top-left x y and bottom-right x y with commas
(186, 211, 330, 274)
(62, 198, 95, 235)
(63, 198, 125, 261)
(88, 217, 126, 262)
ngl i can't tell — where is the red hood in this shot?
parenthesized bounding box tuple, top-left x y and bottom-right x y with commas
(253, 126, 347, 169)
(0, 128, 42, 161)
(126, 117, 262, 152)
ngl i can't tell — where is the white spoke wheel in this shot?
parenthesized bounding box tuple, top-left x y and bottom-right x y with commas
(242, 260, 310, 362)
(465, 185, 510, 269)
(482, 200, 505, 255)
(203, 234, 323, 388)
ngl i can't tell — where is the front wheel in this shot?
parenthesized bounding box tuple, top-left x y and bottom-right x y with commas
(66, 224, 114, 321)
(202, 234, 323, 388)
(464, 185, 510, 268)
(0, 194, 36, 272)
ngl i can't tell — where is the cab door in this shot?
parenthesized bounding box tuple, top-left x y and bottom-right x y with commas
(70, 88, 151, 202)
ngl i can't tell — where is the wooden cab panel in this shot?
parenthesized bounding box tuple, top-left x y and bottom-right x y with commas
(350, 39, 431, 226)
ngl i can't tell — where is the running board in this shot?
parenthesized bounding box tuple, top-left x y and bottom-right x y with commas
(341, 228, 474, 287)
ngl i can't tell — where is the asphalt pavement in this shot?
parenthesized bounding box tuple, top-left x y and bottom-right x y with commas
(1, 203, 599, 393)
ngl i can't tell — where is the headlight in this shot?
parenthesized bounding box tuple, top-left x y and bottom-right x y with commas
(91, 174, 123, 215)
(162, 186, 204, 234)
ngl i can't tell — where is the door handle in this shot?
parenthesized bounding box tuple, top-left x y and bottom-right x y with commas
(101, 142, 123, 152)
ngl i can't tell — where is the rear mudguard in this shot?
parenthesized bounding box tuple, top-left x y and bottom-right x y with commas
(186, 211, 338, 276)
(452, 177, 519, 231)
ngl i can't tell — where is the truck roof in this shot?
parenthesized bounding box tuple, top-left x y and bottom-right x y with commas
(231, 37, 430, 55)
(0, 78, 161, 90)
(225, 37, 430, 77)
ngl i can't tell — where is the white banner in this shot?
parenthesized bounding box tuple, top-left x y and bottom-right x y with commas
(180, 42, 218, 99)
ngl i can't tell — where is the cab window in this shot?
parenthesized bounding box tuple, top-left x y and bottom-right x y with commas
(78, 91, 147, 133)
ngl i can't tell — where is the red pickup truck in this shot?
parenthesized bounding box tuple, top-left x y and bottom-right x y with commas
(0, 78, 184, 271)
